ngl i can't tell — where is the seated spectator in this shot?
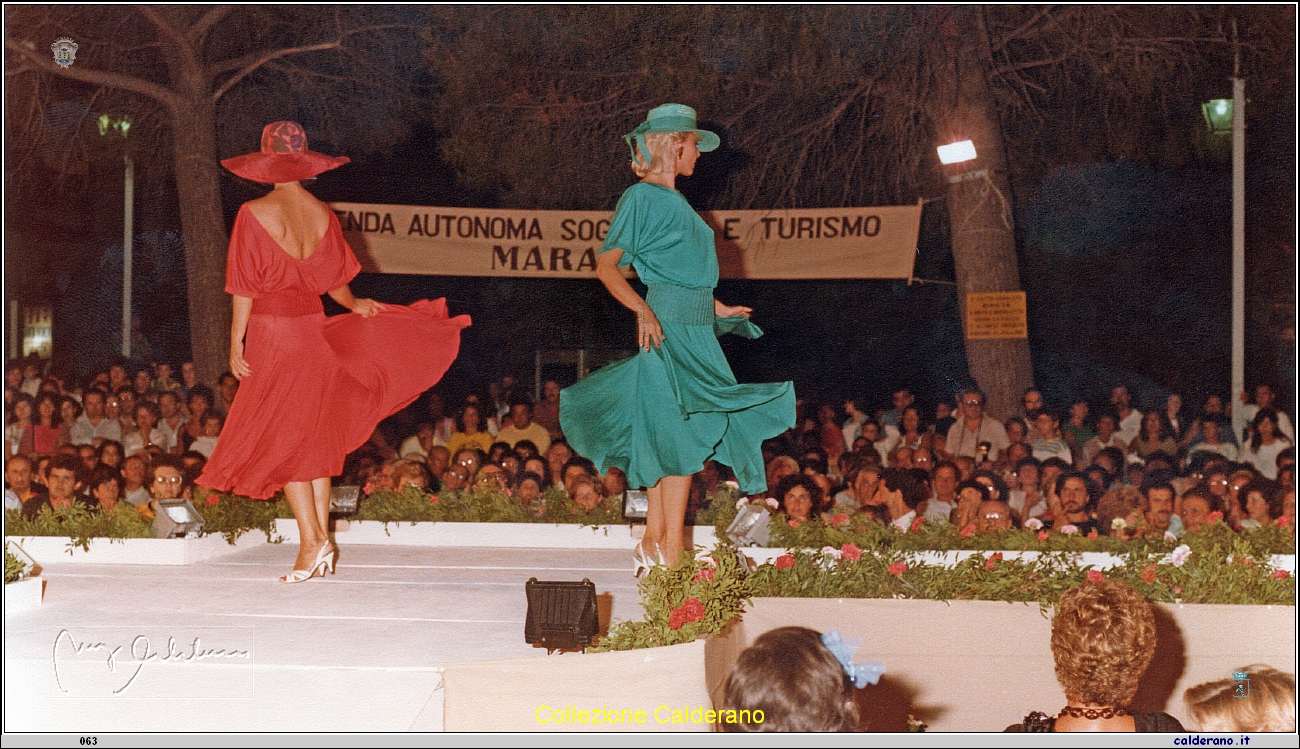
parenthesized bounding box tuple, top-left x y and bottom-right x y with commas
(452, 448, 484, 483)
(895, 406, 933, 453)
(570, 473, 606, 512)
(156, 391, 187, 454)
(5, 454, 44, 511)
(1177, 487, 1219, 534)
(946, 387, 1011, 464)
(976, 499, 1014, 533)
(1139, 482, 1176, 536)
(496, 399, 551, 453)
(952, 479, 990, 529)
(216, 372, 239, 416)
(924, 461, 960, 523)
(720, 626, 864, 732)
(532, 380, 563, 443)
(1007, 457, 1046, 523)
(800, 447, 830, 477)
(867, 468, 927, 531)
(1242, 407, 1293, 480)
(1184, 665, 1295, 733)
(601, 465, 628, 498)
(189, 413, 223, 458)
(23, 454, 92, 517)
(180, 385, 215, 444)
(399, 422, 440, 460)
(858, 421, 890, 466)
(765, 455, 800, 494)
(1282, 487, 1296, 524)
(474, 463, 509, 494)
(426, 445, 451, 483)
(1048, 470, 1101, 535)
(82, 464, 123, 512)
(773, 473, 822, 524)
(545, 441, 573, 489)
(910, 447, 934, 473)
(120, 454, 152, 506)
(152, 362, 180, 395)
(1083, 414, 1129, 466)
(392, 460, 429, 491)
(180, 451, 206, 473)
(1132, 412, 1178, 462)
(514, 439, 541, 461)
(1006, 578, 1183, 732)
(441, 462, 470, 494)
(972, 470, 1010, 506)
(1187, 414, 1237, 463)
(1061, 400, 1094, 465)
(446, 404, 495, 459)
(122, 402, 167, 457)
(833, 464, 881, 514)
(32, 393, 63, 455)
(150, 455, 188, 501)
(97, 440, 124, 469)
(1238, 478, 1280, 529)
(1031, 411, 1073, 466)
(561, 456, 598, 495)
(77, 444, 99, 473)
(5, 393, 35, 456)
(112, 388, 137, 433)
(1225, 468, 1258, 526)
(512, 471, 545, 509)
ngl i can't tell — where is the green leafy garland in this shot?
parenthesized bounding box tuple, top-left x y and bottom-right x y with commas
(354, 485, 624, 526)
(5, 548, 26, 584)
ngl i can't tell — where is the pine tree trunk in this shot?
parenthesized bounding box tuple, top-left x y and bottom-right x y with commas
(940, 7, 1035, 419)
(170, 98, 231, 388)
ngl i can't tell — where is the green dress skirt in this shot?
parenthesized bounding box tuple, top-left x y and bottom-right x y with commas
(560, 284, 795, 495)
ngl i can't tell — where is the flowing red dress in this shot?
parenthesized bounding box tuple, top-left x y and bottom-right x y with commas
(197, 205, 470, 499)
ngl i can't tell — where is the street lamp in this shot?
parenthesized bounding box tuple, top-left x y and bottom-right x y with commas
(97, 114, 133, 358)
(1203, 22, 1246, 442)
(937, 139, 977, 165)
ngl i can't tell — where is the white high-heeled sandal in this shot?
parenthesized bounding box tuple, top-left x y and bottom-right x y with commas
(280, 541, 335, 583)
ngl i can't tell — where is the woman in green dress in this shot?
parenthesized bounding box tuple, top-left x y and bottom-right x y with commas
(560, 104, 796, 573)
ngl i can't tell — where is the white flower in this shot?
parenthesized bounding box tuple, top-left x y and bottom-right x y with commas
(725, 480, 740, 489)
(1164, 531, 1178, 543)
(1171, 544, 1192, 567)
(1024, 517, 1044, 531)
(821, 546, 842, 559)
(735, 497, 748, 510)
(1111, 517, 1128, 530)
(765, 497, 780, 510)
(1060, 524, 1079, 536)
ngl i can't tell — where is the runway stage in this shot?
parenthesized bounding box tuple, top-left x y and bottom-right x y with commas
(4, 543, 647, 732)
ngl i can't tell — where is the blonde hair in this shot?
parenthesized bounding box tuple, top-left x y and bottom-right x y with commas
(1185, 665, 1296, 732)
(630, 131, 695, 178)
(1051, 578, 1156, 707)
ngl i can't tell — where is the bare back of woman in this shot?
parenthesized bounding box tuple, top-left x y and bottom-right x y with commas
(245, 183, 331, 260)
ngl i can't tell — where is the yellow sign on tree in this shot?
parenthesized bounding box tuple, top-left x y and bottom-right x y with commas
(965, 292, 1027, 340)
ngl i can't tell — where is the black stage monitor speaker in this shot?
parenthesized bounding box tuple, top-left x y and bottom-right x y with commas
(525, 577, 599, 653)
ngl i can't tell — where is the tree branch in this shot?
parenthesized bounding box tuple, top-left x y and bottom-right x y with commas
(210, 40, 342, 102)
(189, 5, 234, 47)
(134, 5, 206, 84)
(5, 38, 182, 112)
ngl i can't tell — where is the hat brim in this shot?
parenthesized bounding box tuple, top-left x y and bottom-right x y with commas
(221, 152, 350, 184)
(628, 122, 720, 153)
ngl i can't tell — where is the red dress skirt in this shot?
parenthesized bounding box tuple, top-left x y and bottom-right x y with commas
(197, 205, 470, 499)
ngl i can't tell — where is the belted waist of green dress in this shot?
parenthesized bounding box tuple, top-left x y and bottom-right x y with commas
(646, 284, 713, 326)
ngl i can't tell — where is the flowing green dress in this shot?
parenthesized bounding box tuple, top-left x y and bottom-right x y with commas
(559, 182, 796, 494)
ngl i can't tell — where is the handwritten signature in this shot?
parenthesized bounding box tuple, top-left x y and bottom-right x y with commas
(53, 629, 251, 695)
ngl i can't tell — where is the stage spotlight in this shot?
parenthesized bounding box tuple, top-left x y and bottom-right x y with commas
(622, 488, 648, 520)
(725, 503, 771, 547)
(151, 498, 206, 538)
(525, 578, 599, 653)
(330, 485, 361, 515)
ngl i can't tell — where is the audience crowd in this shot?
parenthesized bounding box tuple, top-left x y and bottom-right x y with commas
(5, 356, 1296, 541)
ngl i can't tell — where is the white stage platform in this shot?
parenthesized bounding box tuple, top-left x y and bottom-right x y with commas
(5, 543, 646, 732)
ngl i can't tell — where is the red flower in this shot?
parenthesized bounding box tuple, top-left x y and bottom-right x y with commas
(430, 496, 439, 504)
(887, 561, 907, 577)
(204, 494, 220, 506)
(788, 518, 803, 528)
(775, 554, 795, 570)
(910, 517, 925, 532)
(1140, 565, 1159, 584)
(694, 568, 715, 583)
(1086, 570, 1105, 583)
(984, 552, 1003, 570)
(1173, 586, 1183, 594)
(362, 482, 375, 496)
(960, 524, 975, 537)
(841, 543, 861, 562)
(1208, 510, 1224, 523)
(1241, 556, 1256, 566)
(1037, 530, 1050, 542)
(1276, 516, 1292, 528)
(1086, 530, 1098, 539)
(669, 598, 706, 630)
(1272, 569, 1290, 580)
(830, 513, 850, 526)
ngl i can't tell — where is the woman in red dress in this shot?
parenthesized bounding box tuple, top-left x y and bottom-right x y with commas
(197, 122, 470, 582)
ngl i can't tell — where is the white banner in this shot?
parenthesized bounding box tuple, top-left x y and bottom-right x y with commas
(330, 202, 921, 280)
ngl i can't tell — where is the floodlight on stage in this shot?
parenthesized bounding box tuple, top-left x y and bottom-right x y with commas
(330, 485, 361, 515)
(525, 577, 599, 653)
(937, 139, 977, 165)
(622, 489, 648, 520)
(1201, 99, 1233, 135)
(725, 503, 771, 547)
(151, 498, 205, 538)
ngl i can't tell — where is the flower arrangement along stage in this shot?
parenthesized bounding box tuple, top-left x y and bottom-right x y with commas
(3, 495, 282, 550)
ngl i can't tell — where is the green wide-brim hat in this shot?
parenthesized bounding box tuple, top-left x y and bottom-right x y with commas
(623, 103, 719, 163)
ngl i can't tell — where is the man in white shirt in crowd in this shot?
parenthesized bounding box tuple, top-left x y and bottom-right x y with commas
(1111, 385, 1143, 447)
(156, 391, 187, 454)
(945, 387, 1010, 465)
(1237, 384, 1295, 445)
(69, 390, 122, 447)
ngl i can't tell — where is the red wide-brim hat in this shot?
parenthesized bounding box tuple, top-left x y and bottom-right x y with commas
(221, 121, 350, 184)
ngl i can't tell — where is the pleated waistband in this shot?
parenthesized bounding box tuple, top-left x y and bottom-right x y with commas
(646, 284, 713, 326)
(251, 290, 324, 318)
